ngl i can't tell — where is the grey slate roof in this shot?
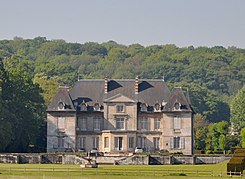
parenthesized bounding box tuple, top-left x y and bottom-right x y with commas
(164, 87, 192, 112)
(69, 79, 171, 106)
(47, 86, 75, 112)
(48, 79, 192, 113)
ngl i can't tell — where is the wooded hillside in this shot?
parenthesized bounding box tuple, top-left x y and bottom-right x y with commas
(0, 37, 244, 152)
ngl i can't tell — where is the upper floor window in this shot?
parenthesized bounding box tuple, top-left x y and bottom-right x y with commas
(140, 103, 147, 112)
(141, 117, 149, 131)
(58, 102, 65, 110)
(173, 117, 181, 130)
(57, 116, 65, 130)
(94, 118, 101, 131)
(78, 117, 87, 131)
(116, 104, 124, 113)
(154, 118, 160, 130)
(116, 117, 124, 130)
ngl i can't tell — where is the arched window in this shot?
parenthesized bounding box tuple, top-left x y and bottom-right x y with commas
(80, 101, 87, 111)
(140, 103, 147, 112)
(94, 103, 100, 111)
(58, 101, 65, 110)
(174, 102, 181, 110)
(154, 103, 161, 112)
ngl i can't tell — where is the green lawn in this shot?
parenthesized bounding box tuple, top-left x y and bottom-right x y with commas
(0, 160, 243, 179)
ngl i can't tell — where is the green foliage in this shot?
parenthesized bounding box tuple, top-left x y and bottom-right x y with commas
(206, 121, 229, 151)
(230, 86, 245, 131)
(0, 56, 45, 152)
(241, 128, 245, 148)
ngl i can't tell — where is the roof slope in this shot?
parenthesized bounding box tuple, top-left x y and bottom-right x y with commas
(69, 79, 171, 106)
(47, 86, 75, 112)
(164, 87, 192, 112)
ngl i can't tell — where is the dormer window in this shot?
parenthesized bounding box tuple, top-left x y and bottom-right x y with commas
(154, 103, 161, 112)
(174, 102, 181, 111)
(140, 103, 147, 112)
(80, 101, 87, 111)
(58, 102, 65, 110)
(94, 103, 100, 111)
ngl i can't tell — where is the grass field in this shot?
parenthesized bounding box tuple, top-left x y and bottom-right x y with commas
(0, 160, 243, 179)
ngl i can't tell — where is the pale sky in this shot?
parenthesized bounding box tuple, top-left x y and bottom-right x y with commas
(1, 0, 245, 48)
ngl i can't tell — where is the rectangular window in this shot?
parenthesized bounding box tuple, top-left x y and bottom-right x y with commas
(58, 117, 65, 129)
(173, 117, 181, 130)
(173, 137, 180, 149)
(141, 137, 146, 148)
(116, 105, 124, 113)
(94, 118, 101, 131)
(114, 137, 123, 151)
(128, 137, 134, 149)
(153, 137, 160, 150)
(58, 137, 64, 148)
(154, 118, 160, 130)
(141, 117, 149, 131)
(104, 137, 109, 148)
(78, 117, 87, 131)
(93, 137, 99, 148)
(79, 137, 86, 148)
(116, 117, 124, 130)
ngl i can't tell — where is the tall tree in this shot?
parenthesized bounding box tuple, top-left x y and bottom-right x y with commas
(230, 85, 245, 131)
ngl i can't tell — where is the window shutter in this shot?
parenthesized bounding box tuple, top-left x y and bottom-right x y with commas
(180, 137, 185, 149)
(170, 137, 173, 149)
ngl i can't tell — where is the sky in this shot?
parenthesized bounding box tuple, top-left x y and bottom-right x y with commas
(0, 0, 245, 48)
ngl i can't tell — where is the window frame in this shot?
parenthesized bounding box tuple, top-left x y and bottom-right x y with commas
(104, 137, 109, 148)
(116, 116, 125, 130)
(116, 104, 124, 113)
(154, 117, 160, 130)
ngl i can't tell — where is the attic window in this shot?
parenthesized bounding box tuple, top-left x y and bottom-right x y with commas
(80, 101, 87, 111)
(154, 103, 161, 112)
(94, 103, 100, 111)
(140, 103, 147, 112)
(174, 102, 181, 110)
(58, 102, 65, 110)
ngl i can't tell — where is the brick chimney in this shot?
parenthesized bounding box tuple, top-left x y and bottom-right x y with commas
(104, 76, 108, 94)
(135, 76, 139, 94)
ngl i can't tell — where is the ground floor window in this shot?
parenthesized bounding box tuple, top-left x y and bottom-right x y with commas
(128, 137, 134, 149)
(93, 137, 99, 148)
(79, 137, 86, 149)
(153, 137, 160, 150)
(114, 137, 123, 151)
(137, 136, 146, 148)
(171, 137, 185, 149)
(57, 137, 64, 148)
(104, 137, 109, 148)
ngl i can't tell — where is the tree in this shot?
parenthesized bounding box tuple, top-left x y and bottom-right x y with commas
(241, 128, 245, 148)
(230, 85, 245, 131)
(0, 58, 14, 151)
(3, 55, 45, 152)
(194, 114, 209, 150)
